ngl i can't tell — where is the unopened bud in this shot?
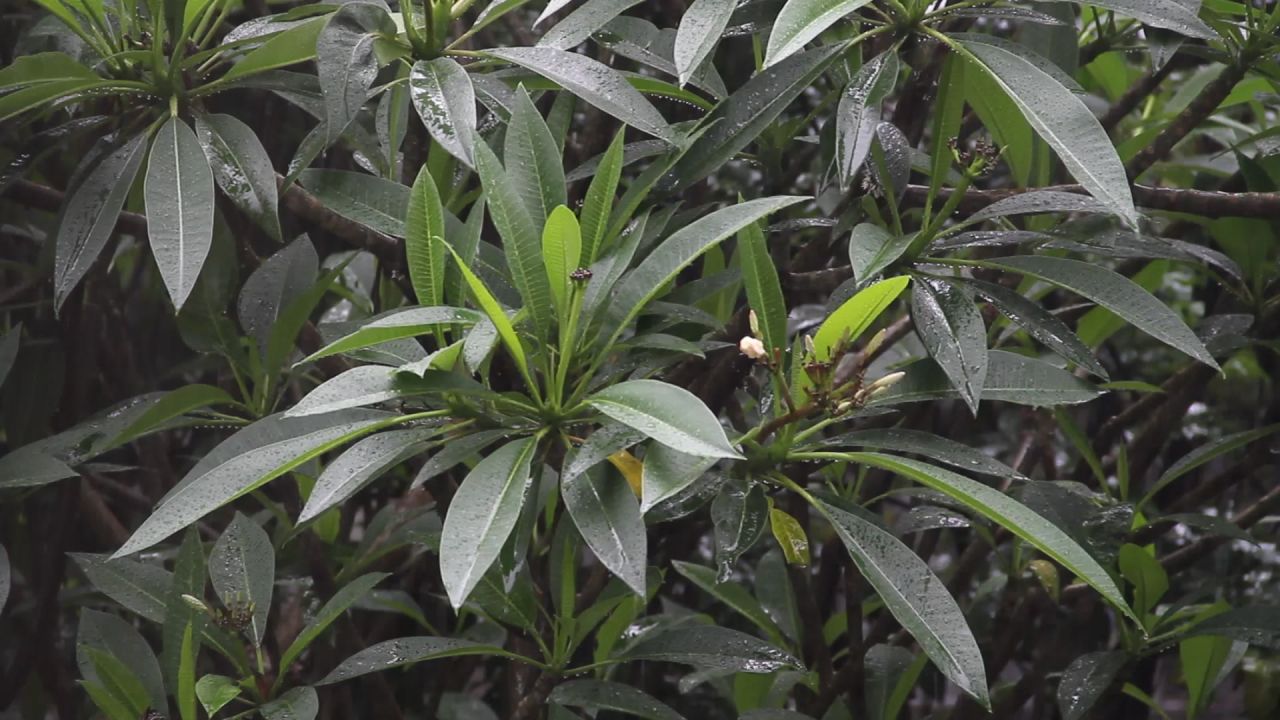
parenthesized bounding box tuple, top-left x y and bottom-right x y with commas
(864, 328, 888, 358)
(739, 336, 767, 360)
(803, 334, 816, 357)
(835, 400, 854, 414)
(181, 594, 209, 613)
(865, 371, 906, 398)
(748, 309, 761, 338)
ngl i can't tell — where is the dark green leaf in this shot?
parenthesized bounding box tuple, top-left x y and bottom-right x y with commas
(195, 113, 282, 242)
(1057, 651, 1128, 720)
(300, 428, 438, 522)
(278, 573, 389, 679)
(621, 625, 801, 672)
(550, 679, 685, 720)
(588, 380, 741, 459)
(766, 0, 874, 67)
(871, 350, 1099, 407)
(564, 466, 647, 596)
(209, 513, 275, 645)
(410, 57, 478, 167)
(673, 0, 735, 87)
(911, 277, 987, 414)
(506, 86, 568, 229)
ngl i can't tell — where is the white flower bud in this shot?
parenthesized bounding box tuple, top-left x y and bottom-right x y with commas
(864, 328, 889, 358)
(866, 371, 906, 398)
(739, 336, 768, 360)
(749, 309, 761, 337)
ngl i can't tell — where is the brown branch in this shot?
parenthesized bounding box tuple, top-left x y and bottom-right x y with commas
(1100, 61, 1180, 133)
(1127, 62, 1250, 178)
(901, 183, 1280, 220)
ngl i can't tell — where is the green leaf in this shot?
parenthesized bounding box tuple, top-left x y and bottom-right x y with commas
(300, 427, 437, 522)
(872, 350, 1099, 407)
(608, 196, 806, 346)
(543, 205, 583, 316)
(979, 255, 1217, 368)
(115, 410, 395, 557)
(766, 0, 873, 68)
(54, 134, 149, 311)
(260, 686, 318, 720)
(195, 675, 241, 716)
(300, 307, 482, 363)
(162, 529, 210, 697)
(409, 57, 478, 167)
(446, 244, 535, 387)
(1186, 607, 1280, 649)
(406, 165, 447, 307)
(640, 442, 718, 514)
(579, 130, 625, 264)
(76, 609, 167, 713)
(538, 0, 643, 49)
(1049, 0, 1216, 40)
(564, 466, 647, 596)
(848, 224, 913, 286)
(621, 625, 800, 672)
(712, 484, 769, 577)
(195, 112, 282, 242)
(72, 554, 172, 623)
(440, 437, 538, 609)
(1057, 651, 1128, 720)
(237, 237, 318, 359)
(209, 512, 275, 646)
(507, 86, 568, 228)
(958, 277, 1108, 379)
(1140, 423, 1280, 509)
(821, 428, 1023, 479)
(0, 544, 8, 615)
(178, 622, 197, 720)
(318, 636, 529, 684)
(1180, 635, 1242, 718)
(954, 36, 1137, 225)
(1118, 544, 1168, 623)
(820, 453, 1136, 621)
(837, 50, 898, 189)
(277, 573, 389, 681)
(672, 561, 785, 645)
(82, 648, 150, 718)
(109, 384, 237, 447)
(413, 429, 514, 488)
(673, 0, 735, 87)
(316, 3, 394, 145)
(485, 47, 675, 143)
(818, 500, 989, 707)
(0, 52, 96, 91)
(812, 276, 910, 362)
(588, 379, 741, 459)
(769, 508, 811, 567)
(664, 43, 846, 190)
(550, 679, 685, 720)
(866, 644, 918, 720)
(219, 17, 327, 84)
(739, 219, 787, 355)
(911, 277, 987, 414)
(473, 140, 555, 341)
(297, 169, 409, 236)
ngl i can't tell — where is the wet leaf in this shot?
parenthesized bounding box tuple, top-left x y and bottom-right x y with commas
(911, 277, 987, 414)
(588, 380, 741, 459)
(410, 57, 477, 167)
(209, 513, 275, 646)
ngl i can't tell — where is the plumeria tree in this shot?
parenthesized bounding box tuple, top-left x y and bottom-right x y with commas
(1, 1, 1279, 719)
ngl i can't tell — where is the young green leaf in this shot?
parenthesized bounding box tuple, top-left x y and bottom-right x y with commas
(812, 276, 910, 362)
(588, 379, 742, 459)
(445, 244, 536, 391)
(300, 307, 482, 363)
(738, 219, 787, 354)
(543, 205, 583, 315)
(218, 18, 328, 84)
(237, 237, 319, 359)
(563, 465, 647, 596)
(195, 675, 241, 716)
(640, 441, 719, 514)
(409, 57, 478, 167)
(819, 500, 990, 708)
(1118, 544, 1168, 623)
(579, 130, 625, 264)
(440, 437, 538, 609)
(910, 277, 988, 415)
(76, 609, 167, 713)
(979, 255, 1218, 369)
(406, 165, 447, 307)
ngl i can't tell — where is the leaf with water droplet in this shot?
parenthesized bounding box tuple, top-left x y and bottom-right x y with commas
(1057, 651, 1128, 720)
(410, 57, 477, 168)
(209, 513, 275, 646)
(590, 380, 741, 460)
(564, 465, 647, 596)
(818, 499, 990, 708)
(550, 678, 685, 720)
(195, 112, 282, 243)
(911, 276, 988, 415)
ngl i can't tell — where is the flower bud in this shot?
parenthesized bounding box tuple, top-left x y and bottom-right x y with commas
(181, 594, 209, 613)
(866, 371, 906, 398)
(748, 309, 761, 338)
(739, 336, 767, 360)
(864, 328, 889, 358)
